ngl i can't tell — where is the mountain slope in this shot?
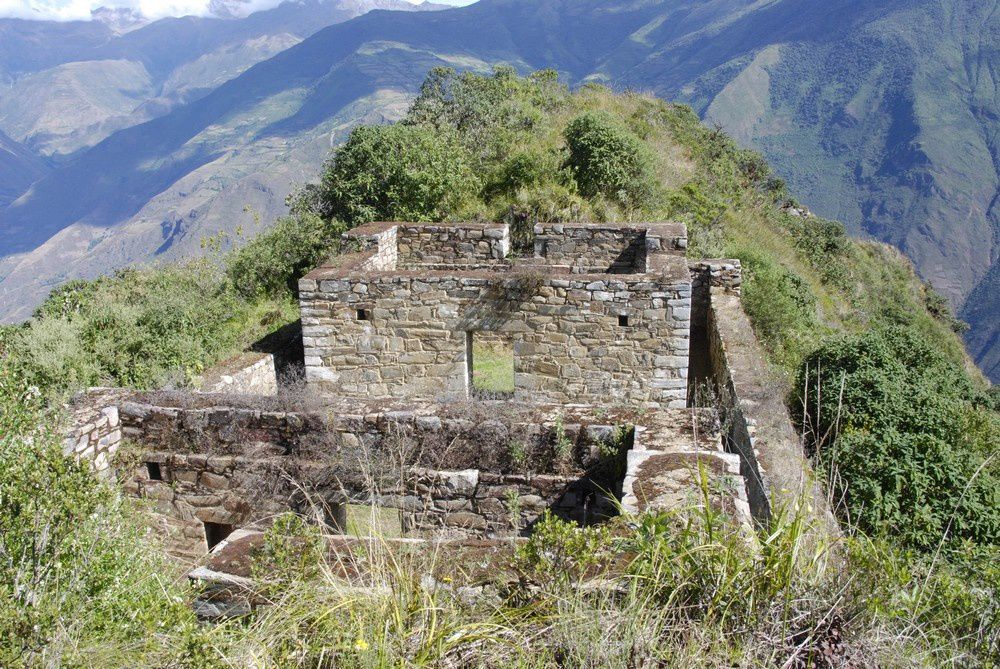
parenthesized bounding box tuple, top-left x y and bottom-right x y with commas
(0, 130, 48, 208)
(0, 0, 435, 159)
(0, 0, 997, 379)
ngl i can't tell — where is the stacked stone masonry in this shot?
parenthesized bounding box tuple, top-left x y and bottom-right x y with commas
(197, 352, 278, 396)
(62, 389, 121, 475)
(99, 395, 646, 558)
(61, 221, 825, 561)
(301, 221, 692, 408)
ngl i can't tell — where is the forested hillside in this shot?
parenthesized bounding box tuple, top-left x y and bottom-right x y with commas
(1, 69, 995, 667)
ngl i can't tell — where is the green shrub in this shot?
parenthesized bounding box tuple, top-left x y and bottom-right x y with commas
(515, 511, 612, 586)
(563, 111, 657, 208)
(252, 513, 324, 589)
(796, 327, 999, 551)
(8, 263, 294, 401)
(783, 214, 850, 286)
(311, 124, 477, 226)
(0, 366, 194, 667)
(406, 65, 564, 168)
(227, 213, 345, 299)
(483, 148, 562, 201)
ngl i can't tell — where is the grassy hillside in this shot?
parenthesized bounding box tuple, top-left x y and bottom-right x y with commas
(0, 59, 154, 157)
(0, 69, 996, 667)
(667, 0, 1000, 380)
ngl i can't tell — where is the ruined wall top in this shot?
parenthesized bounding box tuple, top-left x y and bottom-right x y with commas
(303, 221, 690, 284)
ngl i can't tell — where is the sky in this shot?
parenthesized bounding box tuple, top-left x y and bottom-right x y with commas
(0, 0, 475, 21)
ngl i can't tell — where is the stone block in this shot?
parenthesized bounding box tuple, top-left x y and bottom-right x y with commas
(444, 512, 487, 530)
(442, 469, 479, 495)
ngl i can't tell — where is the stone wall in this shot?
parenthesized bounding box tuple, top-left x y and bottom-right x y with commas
(62, 389, 122, 475)
(689, 260, 743, 328)
(302, 221, 693, 407)
(343, 222, 398, 270)
(533, 222, 687, 273)
(696, 262, 830, 528)
(87, 393, 634, 557)
(397, 224, 510, 265)
(395, 467, 620, 537)
(300, 270, 691, 407)
(198, 352, 277, 396)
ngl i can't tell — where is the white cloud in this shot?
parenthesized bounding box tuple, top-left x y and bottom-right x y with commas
(0, 0, 475, 22)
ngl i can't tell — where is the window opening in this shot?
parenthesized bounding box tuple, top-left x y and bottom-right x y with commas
(204, 522, 234, 551)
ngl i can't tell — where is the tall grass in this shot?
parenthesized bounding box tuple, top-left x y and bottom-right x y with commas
(178, 481, 995, 668)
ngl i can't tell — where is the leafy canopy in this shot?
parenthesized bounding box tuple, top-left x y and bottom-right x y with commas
(309, 123, 477, 227)
(563, 110, 657, 208)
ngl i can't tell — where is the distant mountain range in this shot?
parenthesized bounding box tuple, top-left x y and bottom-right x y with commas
(0, 0, 997, 382)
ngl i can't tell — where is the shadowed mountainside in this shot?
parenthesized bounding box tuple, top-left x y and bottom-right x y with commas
(0, 130, 48, 208)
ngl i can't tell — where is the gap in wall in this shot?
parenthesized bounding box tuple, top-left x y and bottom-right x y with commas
(468, 331, 515, 400)
(204, 522, 234, 551)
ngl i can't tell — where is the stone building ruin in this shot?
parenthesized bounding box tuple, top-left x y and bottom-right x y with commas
(300, 221, 691, 407)
(64, 221, 816, 571)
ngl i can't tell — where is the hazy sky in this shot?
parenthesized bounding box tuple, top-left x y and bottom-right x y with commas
(0, 0, 475, 21)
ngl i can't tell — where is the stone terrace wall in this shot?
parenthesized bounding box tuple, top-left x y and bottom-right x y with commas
(398, 468, 619, 537)
(198, 352, 277, 396)
(62, 389, 122, 475)
(694, 261, 831, 528)
(396, 224, 510, 265)
(94, 395, 634, 557)
(533, 222, 687, 273)
(300, 268, 692, 407)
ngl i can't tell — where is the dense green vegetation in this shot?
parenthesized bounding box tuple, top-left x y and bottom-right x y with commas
(0, 67, 996, 666)
(0, 260, 297, 402)
(797, 327, 999, 552)
(0, 365, 199, 666)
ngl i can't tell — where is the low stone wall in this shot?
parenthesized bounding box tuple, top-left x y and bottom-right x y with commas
(618, 407, 752, 527)
(397, 223, 510, 265)
(198, 352, 277, 396)
(395, 468, 619, 537)
(697, 262, 829, 527)
(72, 393, 633, 557)
(533, 222, 687, 273)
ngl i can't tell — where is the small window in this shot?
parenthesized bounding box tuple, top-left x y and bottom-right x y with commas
(204, 522, 234, 551)
(356, 308, 369, 321)
(145, 461, 163, 481)
(618, 314, 630, 327)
